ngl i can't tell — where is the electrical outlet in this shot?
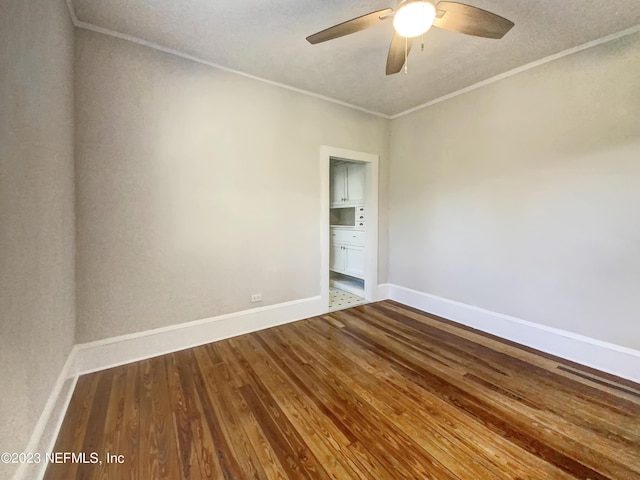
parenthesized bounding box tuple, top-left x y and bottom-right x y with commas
(250, 293, 262, 303)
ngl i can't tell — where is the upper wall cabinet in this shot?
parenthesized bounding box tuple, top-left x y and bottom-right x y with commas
(330, 162, 365, 207)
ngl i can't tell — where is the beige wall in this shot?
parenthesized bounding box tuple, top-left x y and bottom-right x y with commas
(389, 32, 640, 349)
(0, 1, 76, 477)
(74, 30, 389, 343)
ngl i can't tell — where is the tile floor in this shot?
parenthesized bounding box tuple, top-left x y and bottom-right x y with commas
(329, 287, 365, 311)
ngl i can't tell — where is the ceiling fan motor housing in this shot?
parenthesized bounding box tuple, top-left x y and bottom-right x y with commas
(393, 0, 438, 38)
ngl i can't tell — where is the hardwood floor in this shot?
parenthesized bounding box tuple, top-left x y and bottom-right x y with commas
(45, 301, 640, 479)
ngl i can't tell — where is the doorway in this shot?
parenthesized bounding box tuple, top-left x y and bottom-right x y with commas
(320, 146, 379, 312)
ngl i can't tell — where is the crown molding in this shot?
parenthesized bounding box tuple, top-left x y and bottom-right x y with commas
(64, 1, 640, 121)
(390, 24, 640, 119)
(63, 0, 390, 119)
(64, 0, 79, 24)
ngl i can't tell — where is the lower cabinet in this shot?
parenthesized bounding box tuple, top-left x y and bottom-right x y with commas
(344, 245, 364, 278)
(330, 242, 364, 279)
(330, 244, 346, 272)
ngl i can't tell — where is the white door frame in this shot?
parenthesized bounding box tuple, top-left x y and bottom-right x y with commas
(320, 145, 379, 311)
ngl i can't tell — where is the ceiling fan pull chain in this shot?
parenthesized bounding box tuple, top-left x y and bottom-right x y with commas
(421, 32, 425, 51)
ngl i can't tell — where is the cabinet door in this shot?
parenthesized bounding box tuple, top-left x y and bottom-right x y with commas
(330, 244, 346, 273)
(333, 229, 364, 246)
(345, 163, 365, 204)
(345, 245, 364, 279)
(330, 163, 347, 205)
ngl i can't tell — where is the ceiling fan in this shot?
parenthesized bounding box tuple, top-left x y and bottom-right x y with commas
(306, 0, 514, 75)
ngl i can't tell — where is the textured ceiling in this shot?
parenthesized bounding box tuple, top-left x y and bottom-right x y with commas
(71, 0, 640, 116)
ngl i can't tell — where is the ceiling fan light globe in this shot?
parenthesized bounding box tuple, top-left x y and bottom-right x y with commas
(393, 1, 437, 38)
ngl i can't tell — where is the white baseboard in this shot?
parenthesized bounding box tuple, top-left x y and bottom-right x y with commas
(385, 284, 640, 383)
(75, 296, 324, 375)
(376, 283, 391, 300)
(14, 349, 78, 480)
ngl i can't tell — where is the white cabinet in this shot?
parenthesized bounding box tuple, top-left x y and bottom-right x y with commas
(330, 244, 364, 279)
(330, 244, 346, 272)
(333, 229, 364, 245)
(344, 246, 364, 278)
(330, 163, 347, 205)
(330, 227, 364, 279)
(330, 162, 365, 207)
(345, 163, 365, 204)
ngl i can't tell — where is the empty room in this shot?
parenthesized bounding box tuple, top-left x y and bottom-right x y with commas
(2, 0, 640, 479)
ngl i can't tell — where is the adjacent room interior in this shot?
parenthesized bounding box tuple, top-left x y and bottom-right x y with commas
(2, 1, 639, 479)
(329, 158, 368, 310)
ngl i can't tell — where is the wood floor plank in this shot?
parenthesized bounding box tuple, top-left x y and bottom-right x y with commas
(239, 332, 370, 479)
(45, 301, 640, 479)
(348, 306, 640, 462)
(192, 345, 268, 480)
(338, 308, 640, 479)
(228, 335, 334, 480)
(149, 356, 180, 479)
(218, 337, 363, 479)
(165, 353, 203, 480)
(180, 357, 225, 480)
(44, 373, 100, 480)
(289, 320, 510, 480)
(119, 362, 140, 480)
(77, 369, 114, 480)
(181, 349, 244, 480)
(364, 304, 640, 469)
(298, 313, 576, 480)
(211, 350, 290, 480)
(95, 366, 127, 480)
(229, 333, 358, 447)
(138, 359, 160, 480)
(249, 331, 461, 480)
